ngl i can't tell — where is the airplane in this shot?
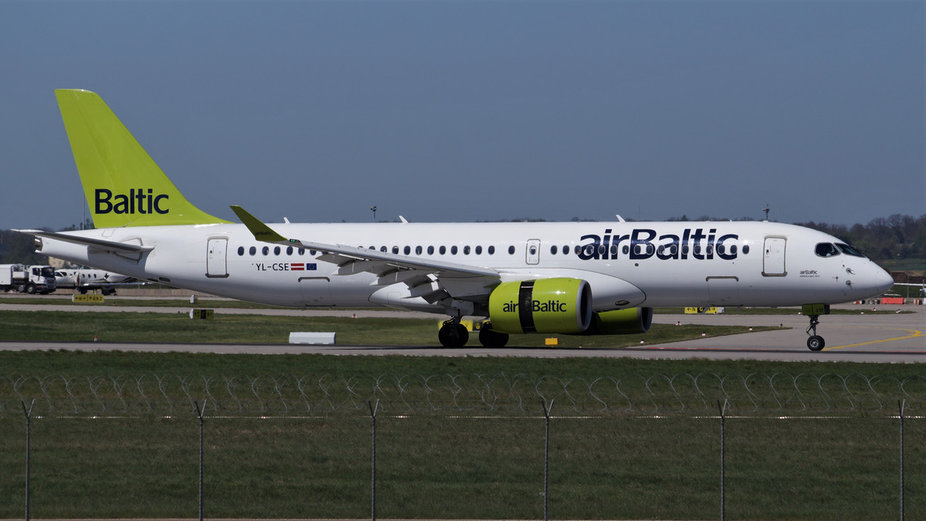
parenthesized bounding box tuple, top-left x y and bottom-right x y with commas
(16, 89, 895, 351)
(53, 267, 144, 295)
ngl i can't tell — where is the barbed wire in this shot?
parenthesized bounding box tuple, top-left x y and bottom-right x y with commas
(0, 373, 923, 418)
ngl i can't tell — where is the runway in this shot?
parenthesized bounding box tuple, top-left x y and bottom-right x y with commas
(1, 299, 922, 362)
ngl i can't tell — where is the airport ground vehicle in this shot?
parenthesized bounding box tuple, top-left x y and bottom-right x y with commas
(53, 267, 139, 295)
(0, 263, 56, 294)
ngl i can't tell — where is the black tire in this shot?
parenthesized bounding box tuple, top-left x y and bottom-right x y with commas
(807, 335, 825, 351)
(438, 322, 469, 348)
(479, 325, 509, 348)
(25, 284, 36, 294)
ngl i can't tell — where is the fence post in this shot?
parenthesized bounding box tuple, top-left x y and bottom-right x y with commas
(21, 399, 35, 521)
(718, 399, 728, 521)
(899, 399, 905, 521)
(194, 400, 207, 521)
(369, 400, 380, 521)
(542, 399, 554, 521)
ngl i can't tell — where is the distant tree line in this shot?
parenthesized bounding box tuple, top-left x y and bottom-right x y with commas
(796, 214, 926, 263)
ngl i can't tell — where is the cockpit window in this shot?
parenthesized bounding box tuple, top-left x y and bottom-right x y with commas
(835, 243, 864, 257)
(815, 243, 840, 258)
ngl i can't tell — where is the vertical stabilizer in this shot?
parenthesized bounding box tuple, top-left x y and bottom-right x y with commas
(55, 89, 229, 227)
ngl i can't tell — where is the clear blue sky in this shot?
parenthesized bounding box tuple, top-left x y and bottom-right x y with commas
(1, 0, 923, 229)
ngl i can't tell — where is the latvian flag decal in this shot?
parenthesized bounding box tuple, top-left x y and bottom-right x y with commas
(291, 263, 305, 271)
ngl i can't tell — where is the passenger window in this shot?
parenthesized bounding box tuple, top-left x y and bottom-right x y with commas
(488, 245, 495, 254)
(237, 246, 245, 256)
(508, 245, 515, 255)
(249, 246, 256, 256)
(439, 245, 447, 255)
(451, 246, 458, 255)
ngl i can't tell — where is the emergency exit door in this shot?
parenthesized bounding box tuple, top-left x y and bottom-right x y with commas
(526, 239, 541, 265)
(206, 238, 228, 278)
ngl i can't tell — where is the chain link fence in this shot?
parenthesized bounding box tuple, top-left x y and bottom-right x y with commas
(2, 372, 924, 417)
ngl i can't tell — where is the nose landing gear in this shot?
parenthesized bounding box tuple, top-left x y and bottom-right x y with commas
(802, 304, 830, 352)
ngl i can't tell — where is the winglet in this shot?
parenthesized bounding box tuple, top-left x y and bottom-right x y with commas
(230, 205, 290, 243)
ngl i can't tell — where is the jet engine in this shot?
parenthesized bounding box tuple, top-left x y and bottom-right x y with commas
(588, 307, 653, 334)
(488, 278, 592, 334)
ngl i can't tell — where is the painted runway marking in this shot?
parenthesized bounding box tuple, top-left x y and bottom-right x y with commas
(824, 328, 924, 351)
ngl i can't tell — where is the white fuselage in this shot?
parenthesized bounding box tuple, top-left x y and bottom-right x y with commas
(37, 220, 894, 315)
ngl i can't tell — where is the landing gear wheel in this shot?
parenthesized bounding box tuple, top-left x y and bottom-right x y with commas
(804, 310, 827, 352)
(478, 324, 509, 348)
(807, 335, 825, 351)
(438, 321, 469, 348)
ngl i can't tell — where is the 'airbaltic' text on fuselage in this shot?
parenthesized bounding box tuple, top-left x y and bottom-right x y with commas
(578, 228, 740, 260)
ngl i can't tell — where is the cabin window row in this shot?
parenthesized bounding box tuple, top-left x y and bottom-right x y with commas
(549, 243, 749, 256)
(235, 244, 517, 257)
(236, 242, 751, 258)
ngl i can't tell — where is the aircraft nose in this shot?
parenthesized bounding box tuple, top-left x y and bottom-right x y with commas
(864, 264, 894, 296)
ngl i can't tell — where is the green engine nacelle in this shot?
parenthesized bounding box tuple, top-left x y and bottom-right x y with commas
(588, 307, 654, 335)
(488, 278, 592, 334)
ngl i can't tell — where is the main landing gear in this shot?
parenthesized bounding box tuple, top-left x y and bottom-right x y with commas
(438, 319, 511, 348)
(803, 304, 831, 352)
(438, 319, 469, 348)
(478, 322, 509, 348)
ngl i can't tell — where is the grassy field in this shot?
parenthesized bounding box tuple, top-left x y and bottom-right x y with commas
(0, 350, 924, 519)
(2, 414, 921, 519)
(0, 309, 780, 347)
(0, 305, 923, 519)
(2, 294, 913, 312)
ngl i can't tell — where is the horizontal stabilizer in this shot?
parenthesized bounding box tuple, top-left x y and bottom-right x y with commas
(13, 229, 153, 254)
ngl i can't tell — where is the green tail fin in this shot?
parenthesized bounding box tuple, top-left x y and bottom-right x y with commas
(55, 89, 229, 227)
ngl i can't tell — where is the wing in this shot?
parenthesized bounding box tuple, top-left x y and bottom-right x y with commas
(230, 206, 500, 314)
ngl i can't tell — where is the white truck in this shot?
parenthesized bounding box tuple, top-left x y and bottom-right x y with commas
(0, 264, 57, 294)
